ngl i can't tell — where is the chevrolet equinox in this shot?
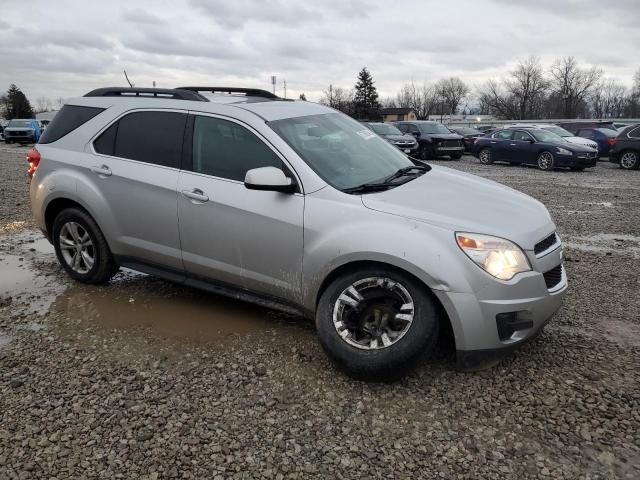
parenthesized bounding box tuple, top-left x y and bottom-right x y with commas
(29, 86, 567, 378)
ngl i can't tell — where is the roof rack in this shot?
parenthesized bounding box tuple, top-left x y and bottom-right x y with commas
(84, 87, 209, 102)
(176, 86, 280, 99)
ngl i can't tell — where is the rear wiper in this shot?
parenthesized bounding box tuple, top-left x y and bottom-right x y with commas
(343, 165, 430, 195)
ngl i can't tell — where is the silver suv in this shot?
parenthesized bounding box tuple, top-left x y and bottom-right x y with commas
(29, 86, 567, 378)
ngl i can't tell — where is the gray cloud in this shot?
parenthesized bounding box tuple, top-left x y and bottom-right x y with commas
(0, 0, 637, 103)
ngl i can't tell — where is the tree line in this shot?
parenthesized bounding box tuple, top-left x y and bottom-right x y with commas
(1, 84, 66, 120)
(321, 58, 640, 121)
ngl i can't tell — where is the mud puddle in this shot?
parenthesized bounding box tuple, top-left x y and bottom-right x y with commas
(1, 230, 310, 349)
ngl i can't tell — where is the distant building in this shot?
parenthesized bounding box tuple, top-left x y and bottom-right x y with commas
(428, 114, 495, 123)
(381, 107, 417, 122)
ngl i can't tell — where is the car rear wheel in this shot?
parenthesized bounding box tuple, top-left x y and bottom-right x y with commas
(537, 151, 555, 171)
(619, 151, 640, 170)
(316, 266, 440, 380)
(52, 208, 119, 284)
(479, 148, 493, 165)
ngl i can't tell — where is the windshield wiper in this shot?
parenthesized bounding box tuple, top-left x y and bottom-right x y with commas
(343, 165, 430, 194)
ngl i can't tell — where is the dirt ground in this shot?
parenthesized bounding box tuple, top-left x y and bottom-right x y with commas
(0, 143, 639, 479)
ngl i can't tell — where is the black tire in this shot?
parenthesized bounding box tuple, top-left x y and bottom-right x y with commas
(52, 208, 118, 284)
(537, 151, 555, 171)
(419, 143, 432, 161)
(316, 266, 441, 380)
(478, 148, 493, 165)
(4, 139, 11, 144)
(450, 153, 463, 160)
(619, 150, 640, 170)
(570, 167, 585, 172)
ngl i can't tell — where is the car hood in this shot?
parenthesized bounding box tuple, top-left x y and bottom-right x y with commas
(563, 136, 597, 147)
(424, 133, 463, 140)
(558, 142, 596, 153)
(382, 134, 415, 142)
(5, 126, 34, 131)
(361, 165, 553, 250)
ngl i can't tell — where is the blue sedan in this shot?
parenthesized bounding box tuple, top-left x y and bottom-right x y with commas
(472, 127, 598, 171)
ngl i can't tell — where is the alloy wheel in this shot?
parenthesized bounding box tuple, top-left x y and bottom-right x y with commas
(620, 151, 638, 170)
(538, 152, 554, 170)
(479, 149, 492, 164)
(332, 277, 415, 350)
(58, 221, 95, 274)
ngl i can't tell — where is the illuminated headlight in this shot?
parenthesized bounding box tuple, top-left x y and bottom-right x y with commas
(556, 147, 573, 155)
(456, 233, 531, 280)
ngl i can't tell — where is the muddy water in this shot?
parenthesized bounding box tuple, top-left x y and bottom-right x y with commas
(1, 230, 307, 345)
(50, 275, 294, 343)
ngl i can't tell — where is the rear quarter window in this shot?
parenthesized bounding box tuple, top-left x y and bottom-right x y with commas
(39, 105, 105, 144)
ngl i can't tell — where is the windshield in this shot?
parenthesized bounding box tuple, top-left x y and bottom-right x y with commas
(8, 120, 32, 128)
(419, 123, 452, 134)
(269, 113, 413, 190)
(543, 126, 572, 137)
(531, 130, 565, 143)
(455, 128, 481, 135)
(368, 123, 403, 136)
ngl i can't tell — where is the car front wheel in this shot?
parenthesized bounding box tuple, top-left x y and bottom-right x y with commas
(619, 151, 639, 170)
(52, 208, 119, 284)
(316, 267, 440, 380)
(419, 144, 432, 161)
(537, 151, 555, 171)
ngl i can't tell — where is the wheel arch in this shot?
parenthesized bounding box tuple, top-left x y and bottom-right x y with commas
(313, 259, 456, 352)
(44, 197, 103, 242)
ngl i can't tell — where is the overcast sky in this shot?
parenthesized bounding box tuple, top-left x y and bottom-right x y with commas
(1, 0, 638, 104)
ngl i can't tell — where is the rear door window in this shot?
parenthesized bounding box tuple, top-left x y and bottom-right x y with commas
(191, 115, 283, 181)
(513, 130, 533, 141)
(493, 130, 513, 140)
(39, 105, 104, 144)
(93, 111, 187, 168)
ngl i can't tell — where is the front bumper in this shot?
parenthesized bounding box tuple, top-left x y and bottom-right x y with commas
(390, 142, 419, 155)
(434, 241, 567, 368)
(435, 146, 465, 155)
(555, 154, 597, 168)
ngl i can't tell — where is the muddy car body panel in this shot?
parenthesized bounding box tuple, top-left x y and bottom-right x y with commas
(30, 87, 567, 372)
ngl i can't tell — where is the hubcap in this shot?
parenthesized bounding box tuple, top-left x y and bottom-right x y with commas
(620, 152, 637, 169)
(332, 277, 414, 350)
(539, 152, 553, 170)
(59, 221, 95, 274)
(480, 150, 491, 164)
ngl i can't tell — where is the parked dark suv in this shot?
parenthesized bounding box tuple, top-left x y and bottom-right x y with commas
(393, 121, 464, 160)
(609, 124, 640, 170)
(362, 122, 419, 156)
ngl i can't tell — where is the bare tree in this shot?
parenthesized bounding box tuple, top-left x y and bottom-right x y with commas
(504, 56, 548, 119)
(476, 79, 519, 119)
(380, 96, 397, 108)
(434, 77, 470, 116)
(395, 81, 438, 119)
(319, 85, 355, 116)
(590, 79, 627, 118)
(625, 68, 640, 117)
(34, 96, 52, 113)
(548, 56, 602, 118)
(55, 97, 66, 110)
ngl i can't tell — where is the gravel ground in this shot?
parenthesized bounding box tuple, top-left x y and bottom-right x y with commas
(1, 143, 639, 479)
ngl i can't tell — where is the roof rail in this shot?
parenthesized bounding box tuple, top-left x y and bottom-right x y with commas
(176, 86, 281, 99)
(84, 87, 209, 102)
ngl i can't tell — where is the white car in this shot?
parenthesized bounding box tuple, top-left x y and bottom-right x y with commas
(510, 124, 599, 153)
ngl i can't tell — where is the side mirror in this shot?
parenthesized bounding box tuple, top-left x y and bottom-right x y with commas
(244, 167, 296, 193)
(528, 138, 535, 144)
(411, 131, 419, 137)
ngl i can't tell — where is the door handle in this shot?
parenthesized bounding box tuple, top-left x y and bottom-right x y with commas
(490, 141, 497, 144)
(90, 164, 112, 176)
(181, 188, 209, 203)
(510, 143, 517, 146)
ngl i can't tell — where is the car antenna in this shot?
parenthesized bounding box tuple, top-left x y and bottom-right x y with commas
(123, 70, 134, 88)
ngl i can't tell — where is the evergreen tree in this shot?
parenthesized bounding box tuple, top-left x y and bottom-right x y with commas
(353, 67, 380, 120)
(1, 84, 34, 119)
(299, 93, 307, 101)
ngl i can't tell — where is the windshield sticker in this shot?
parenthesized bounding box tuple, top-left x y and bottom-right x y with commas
(356, 129, 377, 140)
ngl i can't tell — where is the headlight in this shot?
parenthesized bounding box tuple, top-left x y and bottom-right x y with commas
(556, 147, 573, 155)
(456, 233, 531, 280)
